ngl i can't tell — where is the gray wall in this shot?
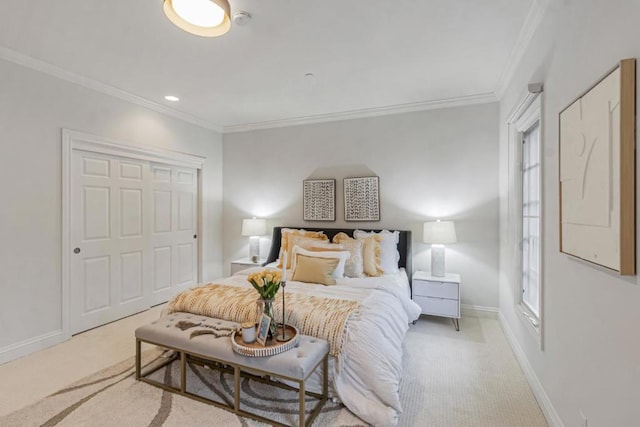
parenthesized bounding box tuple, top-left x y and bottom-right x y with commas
(223, 103, 500, 310)
(498, 0, 640, 425)
(0, 58, 224, 360)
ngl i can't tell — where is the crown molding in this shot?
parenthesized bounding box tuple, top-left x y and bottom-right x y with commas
(223, 92, 497, 133)
(0, 45, 500, 135)
(494, 0, 552, 100)
(0, 45, 223, 133)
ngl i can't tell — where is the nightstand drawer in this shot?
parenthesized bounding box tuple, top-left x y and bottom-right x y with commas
(413, 295, 459, 318)
(413, 280, 458, 299)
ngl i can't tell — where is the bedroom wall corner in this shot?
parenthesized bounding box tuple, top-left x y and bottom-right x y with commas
(222, 103, 500, 311)
(497, 1, 640, 426)
(0, 57, 224, 364)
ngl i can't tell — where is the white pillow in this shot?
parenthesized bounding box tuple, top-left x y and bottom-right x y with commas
(291, 245, 350, 279)
(353, 230, 400, 274)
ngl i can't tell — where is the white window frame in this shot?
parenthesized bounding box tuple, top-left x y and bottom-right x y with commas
(507, 92, 543, 348)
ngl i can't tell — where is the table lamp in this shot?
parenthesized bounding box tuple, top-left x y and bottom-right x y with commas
(423, 220, 457, 277)
(241, 218, 266, 263)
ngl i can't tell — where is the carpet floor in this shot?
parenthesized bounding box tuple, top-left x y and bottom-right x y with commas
(0, 316, 548, 427)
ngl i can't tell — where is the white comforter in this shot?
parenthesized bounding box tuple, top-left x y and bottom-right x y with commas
(214, 267, 422, 426)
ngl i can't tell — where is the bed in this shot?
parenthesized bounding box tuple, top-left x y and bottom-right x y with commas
(167, 227, 422, 426)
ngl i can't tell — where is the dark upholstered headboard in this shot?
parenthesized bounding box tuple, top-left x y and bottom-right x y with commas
(264, 227, 412, 278)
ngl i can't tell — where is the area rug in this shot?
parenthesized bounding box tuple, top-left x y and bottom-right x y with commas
(1, 317, 549, 427)
(0, 349, 364, 427)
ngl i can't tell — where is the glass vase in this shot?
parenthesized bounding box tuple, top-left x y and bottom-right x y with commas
(256, 298, 277, 339)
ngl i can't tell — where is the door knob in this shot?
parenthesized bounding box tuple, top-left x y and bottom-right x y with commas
(74, 248, 81, 254)
(193, 234, 197, 239)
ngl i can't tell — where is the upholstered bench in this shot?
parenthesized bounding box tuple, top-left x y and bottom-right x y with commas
(135, 312, 329, 427)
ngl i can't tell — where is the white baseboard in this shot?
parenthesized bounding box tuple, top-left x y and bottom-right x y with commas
(499, 312, 564, 427)
(0, 330, 66, 365)
(461, 304, 499, 318)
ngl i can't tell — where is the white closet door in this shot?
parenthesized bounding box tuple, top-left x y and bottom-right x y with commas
(150, 164, 198, 305)
(70, 151, 151, 334)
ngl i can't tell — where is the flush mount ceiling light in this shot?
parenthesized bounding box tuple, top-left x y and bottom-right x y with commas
(164, 95, 180, 101)
(163, 0, 231, 37)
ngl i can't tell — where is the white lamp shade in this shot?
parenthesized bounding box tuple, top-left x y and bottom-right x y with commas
(423, 221, 457, 244)
(241, 218, 266, 237)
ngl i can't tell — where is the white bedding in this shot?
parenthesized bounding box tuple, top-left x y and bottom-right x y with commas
(214, 265, 422, 426)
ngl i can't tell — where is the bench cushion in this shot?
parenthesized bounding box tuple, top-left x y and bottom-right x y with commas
(135, 312, 329, 381)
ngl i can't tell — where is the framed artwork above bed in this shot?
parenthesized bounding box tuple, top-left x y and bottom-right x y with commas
(303, 179, 336, 221)
(344, 176, 380, 221)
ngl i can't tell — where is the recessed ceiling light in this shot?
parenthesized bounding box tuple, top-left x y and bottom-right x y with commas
(165, 95, 180, 102)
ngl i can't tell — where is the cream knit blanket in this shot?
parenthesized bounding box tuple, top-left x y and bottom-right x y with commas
(168, 283, 360, 356)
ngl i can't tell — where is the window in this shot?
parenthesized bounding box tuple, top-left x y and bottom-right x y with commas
(508, 90, 542, 339)
(521, 122, 540, 319)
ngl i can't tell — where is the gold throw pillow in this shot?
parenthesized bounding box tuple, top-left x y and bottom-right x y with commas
(291, 254, 339, 286)
(277, 229, 328, 269)
(332, 232, 365, 278)
(360, 234, 384, 277)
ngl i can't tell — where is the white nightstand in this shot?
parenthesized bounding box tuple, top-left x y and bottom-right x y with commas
(230, 258, 265, 275)
(412, 271, 461, 331)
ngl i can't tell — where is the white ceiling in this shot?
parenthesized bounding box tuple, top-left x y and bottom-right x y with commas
(0, 0, 537, 132)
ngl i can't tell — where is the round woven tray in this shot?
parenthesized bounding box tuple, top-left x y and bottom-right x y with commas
(231, 325, 299, 357)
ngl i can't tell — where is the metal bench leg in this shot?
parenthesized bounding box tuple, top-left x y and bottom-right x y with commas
(323, 355, 328, 397)
(234, 365, 240, 412)
(299, 380, 305, 427)
(135, 339, 141, 380)
(304, 354, 328, 426)
(180, 352, 186, 393)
